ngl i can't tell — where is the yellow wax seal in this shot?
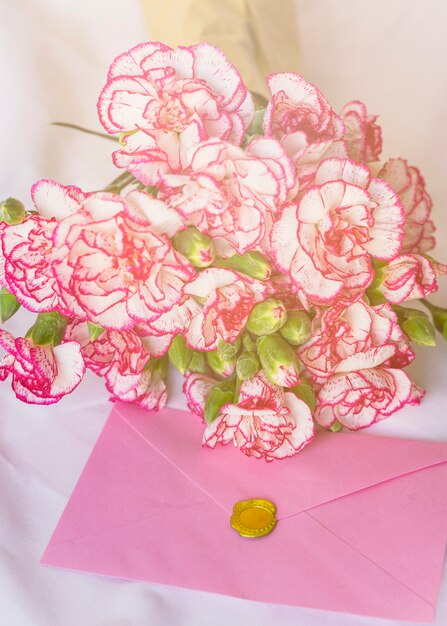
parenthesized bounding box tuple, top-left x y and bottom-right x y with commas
(230, 498, 277, 538)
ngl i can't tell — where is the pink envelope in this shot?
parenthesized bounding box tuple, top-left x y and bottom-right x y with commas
(41, 402, 447, 622)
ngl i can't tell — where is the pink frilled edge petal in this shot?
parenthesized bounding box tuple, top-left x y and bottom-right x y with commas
(31, 179, 85, 220)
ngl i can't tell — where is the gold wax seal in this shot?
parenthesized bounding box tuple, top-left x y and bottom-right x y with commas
(230, 498, 277, 538)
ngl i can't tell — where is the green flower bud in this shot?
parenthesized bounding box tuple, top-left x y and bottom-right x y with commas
(395, 306, 436, 347)
(422, 300, 447, 340)
(290, 378, 316, 411)
(0, 197, 26, 225)
(0, 288, 21, 323)
(401, 316, 436, 347)
(216, 337, 241, 360)
(204, 384, 235, 425)
(188, 351, 208, 374)
(256, 334, 301, 387)
(172, 227, 215, 267)
(242, 332, 256, 352)
(168, 335, 193, 374)
(236, 350, 260, 380)
(279, 310, 312, 345)
(206, 349, 237, 377)
(26, 312, 68, 346)
(329, 421, 344, 432)
(87, 322, 105, 342)
(215, 250, 272, 280)
(246, 298, 287, 335)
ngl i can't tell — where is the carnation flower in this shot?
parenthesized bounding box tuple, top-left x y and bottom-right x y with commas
(300, 301, 404, 384)
(33, 184, 196, 330)
(0, 215, 59, 312)
(339, 100, 382, 163)
(97, 42, 254, 179)
(183, 268, 267, 351)
(379, 254, 438, 304)
(263, 73, 344, 144)
(159, 136, 296, 255)
(65, 321, 167, 410)
(379, 158, 435, 254)
(271, 157, 405, 303)
(0, 329, 84, 404)
(314, 345, 424, 430)
(186, 371, 314, 461)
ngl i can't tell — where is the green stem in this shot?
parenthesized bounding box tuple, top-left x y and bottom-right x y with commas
(105, 171, 135, 192)
(51, 122, 119, 142)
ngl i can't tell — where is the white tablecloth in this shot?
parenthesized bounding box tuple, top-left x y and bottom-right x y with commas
(1, 1, 447, 624)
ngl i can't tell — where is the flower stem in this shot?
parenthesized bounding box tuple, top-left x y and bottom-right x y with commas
(51, 122, 119, 142)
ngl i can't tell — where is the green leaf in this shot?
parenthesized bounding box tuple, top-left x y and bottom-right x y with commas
(188, 351, 207, 374)
(168, 335, 193, 374)
(290, 379, 316, 411)
(87, 322, 105, 342)
(0, 288, 21, 322)
(204, 386, 235, 425)
(26, 312, 68, 346)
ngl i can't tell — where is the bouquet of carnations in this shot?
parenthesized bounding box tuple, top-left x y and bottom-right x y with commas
(1, 42, 446, 461)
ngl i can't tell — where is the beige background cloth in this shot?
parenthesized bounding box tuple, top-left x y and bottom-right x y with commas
(141, 0, 300, 102)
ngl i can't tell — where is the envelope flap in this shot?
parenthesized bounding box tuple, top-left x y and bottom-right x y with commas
(114, 402, 447, 520)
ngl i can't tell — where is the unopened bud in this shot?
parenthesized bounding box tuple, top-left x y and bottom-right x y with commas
(401, 315, 436, 347)
(172, 227, 215, 267)
(256, 334, 301, 387)
(422, 300, 447, 340)
(279, 310, 312, 345)
(168, 335, 193, 374)
(236, 351, 260, 380)
(215, 250, 272, 280)
(26, 312, 68, 346)
(0, 288, 21, 323)
(216, 337, 241, 360)
(246, 298, 287, 335)
(395, 306, 436, 347)
(0, 197, 26, 225)
(206, 349, 237, 377)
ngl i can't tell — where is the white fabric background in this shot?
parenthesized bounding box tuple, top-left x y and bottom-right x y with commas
(0, 1, 447, 624)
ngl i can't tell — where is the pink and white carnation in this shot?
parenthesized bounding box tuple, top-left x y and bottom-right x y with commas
(65, 321, 167, 410)
(159, 136, 296, 255)
(0, 329, 84, 404)
(379, 254, 439, 304)
(314, 344, 424, 430)
(97, 42, 254, 179)
(271, 157, 405, 303)
(185, 371, 314, 461)
(183, 268, 267, 351)
(0, 215, 59, 312)
(379, 158, 435, 254)
(29, 180, 196, 330)
(264, 73, 344, 144)
(299, 301, 405, 384)
(339, 100, 382, 164)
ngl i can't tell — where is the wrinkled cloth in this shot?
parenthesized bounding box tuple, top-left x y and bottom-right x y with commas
(141, 0, 301, 102)
(1, 1, 447, 625)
